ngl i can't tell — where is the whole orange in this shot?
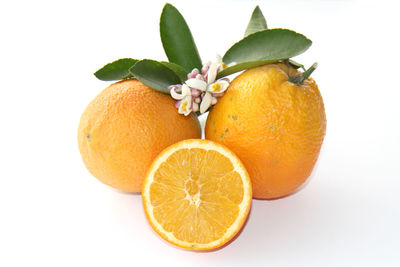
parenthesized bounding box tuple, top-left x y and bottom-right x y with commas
(205, 63, 326, 199)
(78, 79, 201, 192)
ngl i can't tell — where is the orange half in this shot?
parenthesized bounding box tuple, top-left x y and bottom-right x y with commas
(142, 139, 252, 250)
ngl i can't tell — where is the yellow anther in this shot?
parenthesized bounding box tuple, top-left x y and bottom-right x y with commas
(211, 83, 221, 92)
(181, 101, 188, 111)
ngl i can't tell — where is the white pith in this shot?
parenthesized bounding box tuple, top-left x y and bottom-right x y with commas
(142, 139, 252, 250)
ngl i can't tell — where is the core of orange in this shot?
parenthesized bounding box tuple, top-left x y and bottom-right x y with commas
(78, 79, 201, 192)
(142, 139, 252, 250)
(205, 63, 326, 199)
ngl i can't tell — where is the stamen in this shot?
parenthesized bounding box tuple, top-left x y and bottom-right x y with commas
(211, 83, 221, 92)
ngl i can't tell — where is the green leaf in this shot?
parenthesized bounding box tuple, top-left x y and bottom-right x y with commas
(94, 58, 138, 81)
(218, 29, 312, 78)
(218, 60, 279, 78)
(244, 6, 268, 37)
(287, 59, 305, 70)
(160, 3, 202, 73)
(129, 59, 182, 93)
(161, 62, 187, 82)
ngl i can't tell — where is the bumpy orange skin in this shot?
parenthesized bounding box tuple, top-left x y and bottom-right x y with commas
(205, 63, 326, 199)
(78, 79, 201, 192)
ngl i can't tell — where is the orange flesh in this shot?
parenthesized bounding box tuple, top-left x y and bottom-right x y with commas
(149, 148, 244, 245)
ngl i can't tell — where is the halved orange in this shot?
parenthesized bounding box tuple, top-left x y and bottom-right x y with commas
(142, 139, 252, 250)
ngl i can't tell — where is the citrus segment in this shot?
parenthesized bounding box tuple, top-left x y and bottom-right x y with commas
(142, 139, 252, 250)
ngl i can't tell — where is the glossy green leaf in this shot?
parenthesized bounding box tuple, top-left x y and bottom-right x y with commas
(161, 62, 187, 82)
(287, 59, 305, 70)
(94, 58, 138, 81)
(160, 3, 202, 73)
(218, 29, 312, 78)
(244, 6, 267, 37)
(129, 59, 181, 93)
(217, 60, 280, 78)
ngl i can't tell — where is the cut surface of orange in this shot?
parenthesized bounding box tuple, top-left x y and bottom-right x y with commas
(142, 139, 252, 250)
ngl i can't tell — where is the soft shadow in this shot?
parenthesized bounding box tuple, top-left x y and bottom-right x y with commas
(109, 188, 142, 196)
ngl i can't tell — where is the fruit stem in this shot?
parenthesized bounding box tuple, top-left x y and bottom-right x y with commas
(290, 62, 318, 85)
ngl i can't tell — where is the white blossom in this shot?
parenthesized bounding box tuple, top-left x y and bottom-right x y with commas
(169, 55, 229, 116)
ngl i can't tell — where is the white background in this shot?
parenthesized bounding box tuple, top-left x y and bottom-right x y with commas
(1, 0, 399, 266)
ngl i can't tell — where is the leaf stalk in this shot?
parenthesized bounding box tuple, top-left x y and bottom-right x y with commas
(290, 62, 318, 85)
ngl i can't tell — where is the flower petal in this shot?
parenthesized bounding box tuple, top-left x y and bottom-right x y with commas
(168, 84, 178, 91)
(192, 102, 199, 112)
(195, 73, 205, 81)
(175, 100, 182, 108)
(202, 61, 211, 75)
(215, 54, 223, 64)
(207, 62, 219, 84)
(185, 78, 207, 91)
(212, 92, 224, 98)
(191, 89, 201, 97)
(200, 92, 212, 114)
(187, 68, 200, 79)
(171, 84, 191, 100)
(208, 79, 229, 94)
(170, 86, 185, 100)
(178, 95, 192, 116)
(181, 84, 192, 96)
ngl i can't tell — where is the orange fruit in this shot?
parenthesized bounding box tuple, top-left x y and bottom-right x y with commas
(78, 79, 201, 192)
(142, 139, 252, 250)
(205, 63, 326, 199)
